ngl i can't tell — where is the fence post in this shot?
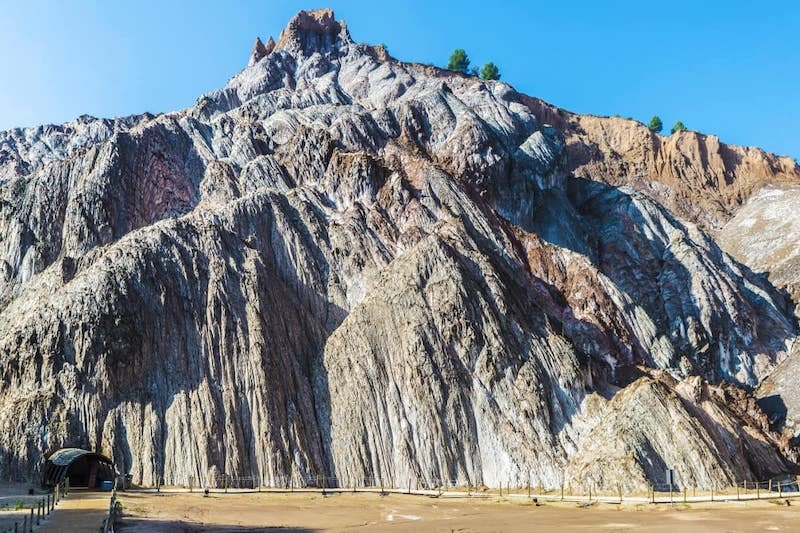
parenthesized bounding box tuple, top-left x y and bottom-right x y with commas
(683, 486, 686, 503)
(560, 482, 564, 501)
(527, 471, 531, 499)
(650, 485, 655, 504)
(22, 515, 26, 533)
(757, 482, 760, 500)
(711, 486, 714, 502)
(29, 508, 33, 531)
(618, 483, 622, 504)
(779, 481, 782, 497)
(769, 479, 772, 492)
(736, 482, 740, 500)
(408, 478, 411, 495)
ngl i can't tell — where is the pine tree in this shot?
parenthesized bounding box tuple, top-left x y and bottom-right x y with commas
(648, 115, 663, 133)
(479, 62, 501, 81)
(671, 120, 686, 134)
(447, 49, 470, 74)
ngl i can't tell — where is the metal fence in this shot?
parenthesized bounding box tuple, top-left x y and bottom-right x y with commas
(134, 473, 800, 504)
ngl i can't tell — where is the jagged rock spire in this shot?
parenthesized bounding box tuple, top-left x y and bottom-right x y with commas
(248, 36, 275, 66)
(274, 8, 351, 56)
(248, 9, 352, 66)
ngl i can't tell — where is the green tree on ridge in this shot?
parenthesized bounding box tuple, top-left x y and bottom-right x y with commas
(480, 62, 501, 80)
(447, 49, 470, 74)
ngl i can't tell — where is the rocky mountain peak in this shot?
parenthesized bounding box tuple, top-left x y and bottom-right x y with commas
(248, 36, 275, 66)
(0, 8, 798, 492)
(274, 8, 351, 56)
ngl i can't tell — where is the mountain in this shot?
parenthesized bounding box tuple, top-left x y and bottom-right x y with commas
(0, 9, 798, 491)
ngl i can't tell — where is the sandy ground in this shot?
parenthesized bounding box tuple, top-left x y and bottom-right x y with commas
(0, 483, 64, 531)
(34, 491, 110, 533)
(67, 491, 800, 532)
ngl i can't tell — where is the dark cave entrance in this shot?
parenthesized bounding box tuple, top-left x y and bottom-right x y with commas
(42, 448, 116, 490)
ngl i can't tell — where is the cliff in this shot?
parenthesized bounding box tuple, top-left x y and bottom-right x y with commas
(0, 9, 797, 490)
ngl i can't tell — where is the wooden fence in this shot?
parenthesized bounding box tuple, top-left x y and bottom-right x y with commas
(0, 479, 67, 533)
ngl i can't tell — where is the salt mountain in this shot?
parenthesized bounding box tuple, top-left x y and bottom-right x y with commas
(1, 9, 799, 492)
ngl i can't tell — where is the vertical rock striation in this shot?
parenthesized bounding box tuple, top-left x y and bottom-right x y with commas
(0, 9, 797, 491)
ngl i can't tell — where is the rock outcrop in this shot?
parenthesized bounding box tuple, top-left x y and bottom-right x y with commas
(705, 186, 800, 447)
(718, 185, 800, 312)
(0, 9, 797, 491)
(523, 98, 800, 233)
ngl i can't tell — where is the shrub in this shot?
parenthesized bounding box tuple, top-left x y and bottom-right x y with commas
(479, 62, 501, 80)
(447, 49, 470, 74)
(648, 115, 663, 133)
(671, 121, 687, 134)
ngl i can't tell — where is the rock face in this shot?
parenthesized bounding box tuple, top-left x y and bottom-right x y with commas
(0, 9, 798, 491)
(714, 186, 800, 443)
(523, 99, 800, 233)
(718, 185, 800, 313)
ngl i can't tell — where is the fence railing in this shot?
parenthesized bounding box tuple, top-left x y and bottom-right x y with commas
(130, 474, 800, 504)
(100, 479, 120, 533)
(0, 479, 67, 533)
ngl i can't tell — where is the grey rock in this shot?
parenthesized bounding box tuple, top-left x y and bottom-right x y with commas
(0, 9, 796, 490)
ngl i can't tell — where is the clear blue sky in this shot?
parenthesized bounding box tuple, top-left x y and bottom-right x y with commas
(1, 0, 798, 159)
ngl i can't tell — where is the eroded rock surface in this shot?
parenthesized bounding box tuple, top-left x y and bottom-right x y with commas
(523, 99, 800, 233)
(0, 9, 797, 491)
(718, 185, 800, 313)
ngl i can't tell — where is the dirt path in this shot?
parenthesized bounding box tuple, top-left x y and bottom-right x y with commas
(113, 491, 800, 532)
(37, 491, 109, 533)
